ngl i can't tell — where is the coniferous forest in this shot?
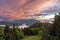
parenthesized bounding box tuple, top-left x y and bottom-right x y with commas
(0, 14, 60, 40)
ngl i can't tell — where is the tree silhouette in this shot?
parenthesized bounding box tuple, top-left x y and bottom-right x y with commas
(12, 24, 18, 40)
(50, 13, 60, 40)
(4, 25, 10, 40)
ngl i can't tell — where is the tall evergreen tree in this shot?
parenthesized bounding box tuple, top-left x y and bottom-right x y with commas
(4, 25, 10, 40)
(43, 22, 49, 40)
(13, 24, 18, 40)
(54, 13, 60, 40)
(50, 13, 60, 40)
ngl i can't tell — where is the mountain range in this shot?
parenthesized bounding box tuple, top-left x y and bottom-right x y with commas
(0, 19, 39, 26)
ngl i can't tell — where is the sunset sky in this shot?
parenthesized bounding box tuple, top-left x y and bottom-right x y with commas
(0, 0, 60, 21)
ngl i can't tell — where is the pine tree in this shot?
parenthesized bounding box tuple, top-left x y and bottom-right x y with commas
(50, 13, 60, 40)
(13, 24, 18, 40)
(54, 13, 60, 40)
(4, 25, 10, 40)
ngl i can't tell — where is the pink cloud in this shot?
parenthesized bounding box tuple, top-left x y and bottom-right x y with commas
(0, 0, 60, 21)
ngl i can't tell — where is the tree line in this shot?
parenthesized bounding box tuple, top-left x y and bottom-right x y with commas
(0, 13, 60, 40)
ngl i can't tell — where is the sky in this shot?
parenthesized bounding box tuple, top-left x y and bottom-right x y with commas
(0, 0, 60, 21)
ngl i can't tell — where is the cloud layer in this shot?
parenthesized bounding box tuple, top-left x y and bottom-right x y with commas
(0, 0, 60, 21)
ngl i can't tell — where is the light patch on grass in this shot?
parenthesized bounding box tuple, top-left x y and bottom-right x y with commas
(22, 35, 40, 40)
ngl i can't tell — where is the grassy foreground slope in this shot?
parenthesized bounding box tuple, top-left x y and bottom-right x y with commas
(22, 35, 40, 40)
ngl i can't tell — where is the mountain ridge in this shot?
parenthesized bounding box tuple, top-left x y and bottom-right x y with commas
(0, 19, 39, 26)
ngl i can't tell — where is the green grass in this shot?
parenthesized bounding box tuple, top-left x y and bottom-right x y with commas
(22, 35, 40, 40)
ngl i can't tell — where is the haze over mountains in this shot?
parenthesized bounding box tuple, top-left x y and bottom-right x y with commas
(0, 0, 60, 25)
(0, 19, 39, 26)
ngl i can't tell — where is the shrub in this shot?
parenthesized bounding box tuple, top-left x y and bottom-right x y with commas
(0, 37, 4, 40)
(30, 28, 40, 35)
(16, 29, 24, 39)
(23, 28, 40, 35)
(38, 30, 44, 40)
